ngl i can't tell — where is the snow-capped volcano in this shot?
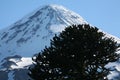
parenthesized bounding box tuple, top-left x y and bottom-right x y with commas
(0, 4, 87, 59)
(0, 4, 87, 80)
(0, 4, 120, 80)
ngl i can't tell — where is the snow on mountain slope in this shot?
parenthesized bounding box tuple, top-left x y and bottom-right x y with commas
(0, 4, 120, 80)
(0, 4, 87, 80)
(0, 4, 87, 60)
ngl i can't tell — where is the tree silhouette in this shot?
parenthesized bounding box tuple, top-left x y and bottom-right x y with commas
(28, 24, 120, 80)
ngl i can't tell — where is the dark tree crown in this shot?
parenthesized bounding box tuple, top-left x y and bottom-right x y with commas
(28, 24, 120, 80)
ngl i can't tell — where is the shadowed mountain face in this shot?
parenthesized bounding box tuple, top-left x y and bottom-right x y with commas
(0, 4, 120, 80)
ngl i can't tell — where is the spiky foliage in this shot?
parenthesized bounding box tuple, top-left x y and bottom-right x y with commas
(28, 24, 120, 80)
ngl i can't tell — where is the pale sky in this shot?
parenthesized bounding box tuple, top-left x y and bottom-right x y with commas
(0, 0, 120, 38)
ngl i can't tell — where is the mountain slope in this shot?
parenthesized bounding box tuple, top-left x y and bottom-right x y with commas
(0, 4, 87, 60)
(0, 4, 87, 80)
(0, 4, 120, 80)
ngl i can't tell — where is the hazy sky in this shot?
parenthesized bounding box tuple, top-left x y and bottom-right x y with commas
(0, 0, 120, 38)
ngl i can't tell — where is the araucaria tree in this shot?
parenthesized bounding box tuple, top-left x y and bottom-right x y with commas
(28, 24, 120, 80)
